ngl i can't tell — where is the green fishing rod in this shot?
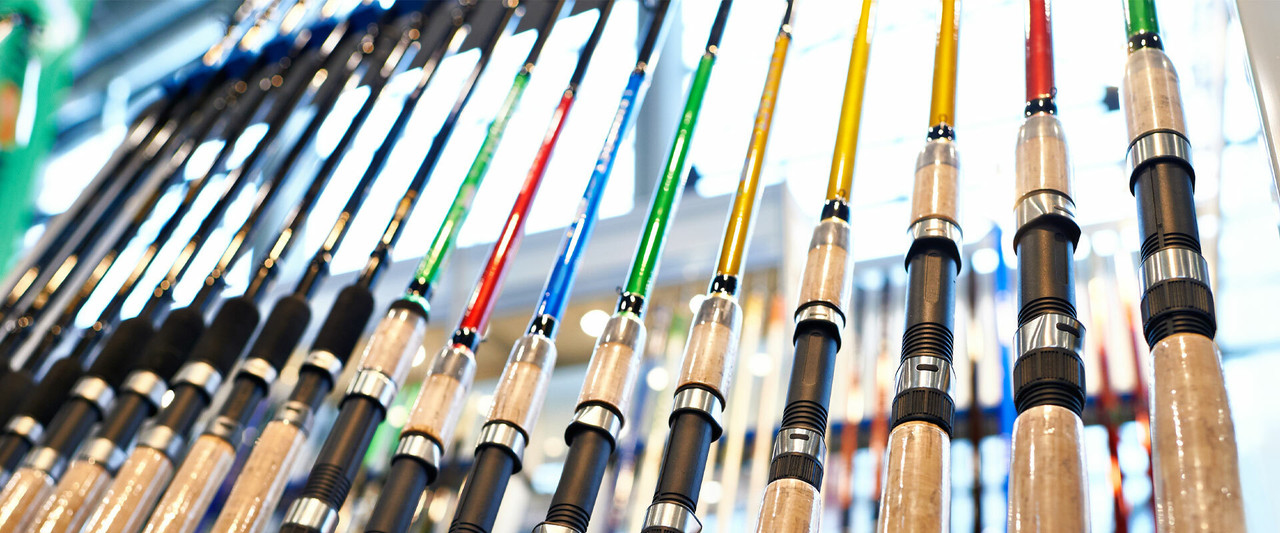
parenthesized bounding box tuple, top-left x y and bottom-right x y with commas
(533, 3, 734, 533)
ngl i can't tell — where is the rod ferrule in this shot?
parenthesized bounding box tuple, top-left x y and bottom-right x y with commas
(173, 361, 224, 398)
(4, 416, 41, 445)
(71, 376, 115, 415)
(477, 420, 527, 466)
(1140, 247, 1210, 291)
(78, 437, 127, 472)
(671, 387, 724, 437)
(303, 349, 344, 383)
(345, 369, 397, 410)
(22, 445, 64, 477)
(1015, 191, 1076, 234)
(1012, 314, 1087, 414)
(122, 370, 167, 408)
(906, 218, 962, 259)
(282, 496, 338, 533)
(274, 400, 316, 433)
(890, 355, 957, 434)
(1015, 313, 1085, 355)
(137, 422, 185, 461)
(570, 404, 622, 443)
(393, 433, 442, 472)
(237, 356, 279, 387)
(642, 501, 702, 533)
(767, 427, 826, 489)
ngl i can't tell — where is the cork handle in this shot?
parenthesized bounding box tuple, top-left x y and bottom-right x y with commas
(1150, 333, 1245, 532)
(31, 460, 113, 533)
(489, 362, 552, 433)
(1014, 114, 1072, 200)
(0, 467, 54, 533)
(797, 219, 853, 313)
(404, 373, 470, 446)
(753, 478, 820, 533)
(142, 435, 236, 533)
(1007, 405, 1089, 532)
(212, 420, 307, 533)
(1123, 47, 1187, 142)
(875, 421, 950, 533)
(81, 447, 175, 533)
(676, 294, 742, 399)
(354, 308, 428, 386)
(910, 162, 960, 225)
(577, 314, 646, 416)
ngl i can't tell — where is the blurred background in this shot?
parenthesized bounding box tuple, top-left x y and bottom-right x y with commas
(2, 0, 1278, 531)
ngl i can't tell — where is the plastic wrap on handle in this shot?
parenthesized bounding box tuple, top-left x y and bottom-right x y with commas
(81, 446, 174, 533)
(1007, 405, 1088, 532)
(910, 139, 960, 226)
(875, 421, 950, 533)
(676, 293, 742, 400)
(29, 459, 112, 533)
(404, 344, 476, 447)
(1150, 333, 1245, 532)
(211, 420, 308, 533)
(797, 218, 854, 318)
(576, 313, 647, 418)
(352, 306, 427, 387)
(1122, 47, 1187, 143)
(488, 334, 556, 435)
(0, 467, 54, 533)
(754, 478, 820, 533)
(142, 434, 236, 533)
(1014, 113, 1072, 201)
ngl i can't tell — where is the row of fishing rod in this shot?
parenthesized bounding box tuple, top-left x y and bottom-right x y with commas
(0, 0, 1243, 532)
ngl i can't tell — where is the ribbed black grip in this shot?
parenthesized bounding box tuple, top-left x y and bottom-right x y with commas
(779, 326, 838, 433)
(542, 428, 613, 533)
(1012, 348, 1086, 415)
(140, 307, 205, 379)
(310, 284, 376, 366)
(92, 317, 157, 385)
(297, 397, 382, 510)
(189, 296, 261, 375)
(1140, 278, 1216, 347)
(22, 358, 84, 424)
(890, 388, 955, 435)
(247, 295, 312, 370)
(767, 452, 824, 488)
(651, 411, 713, 512)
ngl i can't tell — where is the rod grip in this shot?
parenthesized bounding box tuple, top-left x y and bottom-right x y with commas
(1007, 405, 1088, 532)
(31, 459, 113, 533)
(247, 295, 312, 371)
(404, 345, 475, 450)
(93, 317, 159, 385)
(1150, 333, 1245, 532)
(875, 421, 950, 533)
(576, 313, 646, 417)
(676, 293, 741, 401)
(797, 219, 853, 317)
(909, 140, 960, 227)
(188, 297, 261, 376)
(754, 478, 820, 533)
(1122, 47, 1186, 142)
(1014, 114, 1072, 200)
(352, 305, 427, 386)
(0, 371, 33, 428)
(309, 284, 377, 368)
(142, 434, 236, 533)
(20, 358, 84, 427)
(0, 467, 54, 533)
(488, 334, 555, 437)
(139, 308, 204, 380)
(81, 446, 175, 533)
(212, 420, 308, 533)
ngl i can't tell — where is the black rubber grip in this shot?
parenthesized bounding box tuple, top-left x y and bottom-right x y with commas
(890, 387, 955, 435)
(780, 325, 839, 433)
(139, 307, 205, 380)
(92, 317, 157, 385)
(651, 410, 714, 512)
(0, 433, 31, 473)
(542, 427, 613, 532)
(1012, 347, 1086, 415)
(310, 284, 376, 367)
(248, 295, 312, 371)
(449, 446, 517, 533)
(21, 358, 84, 424)
(189, 296, 261, 375)
(364, 456, 431, 533)
(298, 397, 383, 509)
(0, 370, 33, 424)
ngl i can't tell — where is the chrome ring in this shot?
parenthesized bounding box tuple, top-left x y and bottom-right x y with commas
(895, 355, 957, 397)
(394, 433, 442, 470)
(1014, 313, 1085, 356)
(303, 350, 344, 384)
(642, 501, 702, 533)
(5, 415, 41, 444)
(345, 369, 397, 409)
(533, 524, 581, 533)
(72, 376, 115, 414)
(274, 401, 315, 433)
(571, 404, 622, 441)
(1140, 247, 1210, 292)
(907, 217, 963, 250)
(137, 424, 185, 461)
(477, 421, 526, 461)
(794, 303, 845, 331)
(1014, 190, 1076, 230)
(22, 446, 64, 477)
(771, 427, 826, 463)
(237, 357, 278, 387)
(1127, 130, 1193, 177)
(205, 416, 243, 447)
(283, 497, 338, 533)
(173, 361, 223, 398)
(78, 437, 127, 473)
(671, 388, 723, 430)
(122, 370, 167, 408)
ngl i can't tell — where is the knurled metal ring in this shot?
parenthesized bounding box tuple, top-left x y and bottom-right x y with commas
(173, 361, 223, 398)
(344, 369, 397, 409)
(1015, 190, 1076, 230)
(794, 302, 845, 331)
(671, 388, 724, 431)
(477, 421, 527, 461)
(237, 357, 278, 387)
(642, 501, 702, 533)
(274, 401, 315, 433)
(1127, 130, 1193, 178)
(22, 446, 65, 477)
(303, 350, 343, 384)
(907, 217, 963, 251)
(1140, 247, 1210, 292)
(1014, 313, 1085, 356)
(4, 415, 41, 443)
(122, 371, 167, 408)
(771, 427, 826, 463)
(78, 437, 127, 473)
(283, 496, 338, 533)
(394, 433, 442, 470)
(533, 524, 581, 533)
(895, 355, 957, 397)
(72, 376, 115, 414)
(571, 404, 622, 442)
(137, 423, 185, 461)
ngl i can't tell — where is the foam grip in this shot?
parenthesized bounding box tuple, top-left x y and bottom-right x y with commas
(1007, 405, 1088, 532)
(309, 284, 375, 366)
(30, 459, 113, 533)
(142, 434, 236, 533)
(189, 297, 261, 376)
(0, 467, 54, 533)
(21, 358, 84, 425)
(0, 370, 32, 425)
(139, 308, 205, 380)
(247, 296, 312, 371)
(875, 421, 950, 533)
(91, 317, 156, 386)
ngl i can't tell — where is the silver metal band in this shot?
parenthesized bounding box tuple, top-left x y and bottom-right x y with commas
(345, 369, 397, 409)
(283, 497, 338, 533)
(237, 357, 278, 386)
(1140, 247, 1210, 292)
(78, 437, 127, 473)
(794, 302, 845, 331)
(1015, 190, 1076, 230)
(477, 421, 526, 462)
(71, 376, 115, 414)
(895, 355, 957, 397)
(642, 501, 702, 533)
(122, 370, 167, 408)
(671, 387, 723, 430)
(274, 401, 315, 434)
(137, 423, 185, 461)
(394, 433, 442, 470)
(772, 427, 826, 463)
(428, 344, 477, 382)
(5, 415, 41, 444)
(1127, 130, 1193, 177)
(571, 404, 622, 441)
(1014, 313, 1085, 356)
(303, 349, 344, 384)
(533, 524, 581, 533)
(907, 217, 963, 250)
(22, 446, 65, 477)
(205, 416, 243, 447)
(173, 361, 223, 398)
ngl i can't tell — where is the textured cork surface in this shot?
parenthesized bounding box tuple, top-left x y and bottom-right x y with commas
(1008, 405, 1089, 532)
(754, 478, 820, 533)
(1015, 134, 1071, 200)
(910, 163, 960, 226)
(30, 460, 112, 533)
(489, 361, 552, 434)
(212, 420, 307, 533)
(0, 467, 54, 533)
(142, 435, 236, 533)
(798, 222, 853, 313)
(1151, 333, 1245, 532)
(876, 421, 950, 533)
(356, 310, 427, 385)
(577, 321, 645, 416)
(678, 319, 739, 399)
(404, 373, 469, 446)
(82, 446, 174, 533)
(1123, 47, 1187, 142)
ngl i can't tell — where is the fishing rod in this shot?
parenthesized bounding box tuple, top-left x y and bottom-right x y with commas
(744, 292, 785, 524)
(275, 4, 539, 531)
(715, 287, 765, 528)
(1085, 259, 1131, 533)
(1006, 0, 1089, 530)
(875, 0, 961, 529)
(963, 264, 984, 533)
(362, 4, 619, 532)
(867, 273, 892, 523)
(1120, 1, 1244, 529)
(640, 3, 790, 532)
(1112, 245, 1155, 519)
(752, 0, 872, 530)
(839, 285, 866, 533)
(533, 3, 734, 533)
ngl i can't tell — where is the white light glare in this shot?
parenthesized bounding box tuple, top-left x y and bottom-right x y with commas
(579, 309, 610, 337)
